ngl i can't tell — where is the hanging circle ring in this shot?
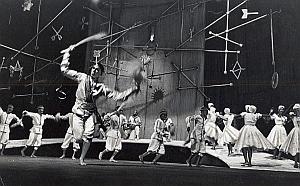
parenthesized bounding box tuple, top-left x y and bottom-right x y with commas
(272, 72, 279, 89)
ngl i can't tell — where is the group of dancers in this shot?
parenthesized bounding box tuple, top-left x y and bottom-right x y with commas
(186, 102, 300, 168)
(1, 42, 300, 169)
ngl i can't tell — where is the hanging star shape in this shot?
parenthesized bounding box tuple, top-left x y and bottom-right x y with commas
(230, 60, 245, 79)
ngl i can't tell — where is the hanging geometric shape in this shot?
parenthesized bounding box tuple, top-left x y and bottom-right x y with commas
(80, 16, 89, 30)
(271, 72, 279, 89)
(230, 60, 245, 80)
(151, 87, 165, 103)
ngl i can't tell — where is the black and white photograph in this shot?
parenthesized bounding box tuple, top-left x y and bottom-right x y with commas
(0, 0, 300, 185)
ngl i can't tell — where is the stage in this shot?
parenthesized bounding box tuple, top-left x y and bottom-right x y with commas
(1, 138, 300, 172)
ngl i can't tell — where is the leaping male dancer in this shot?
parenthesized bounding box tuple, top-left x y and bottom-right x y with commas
(60, 37, 143, 165)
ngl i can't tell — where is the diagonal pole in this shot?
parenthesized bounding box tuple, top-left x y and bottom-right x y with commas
(165, 0, 248, 57)
(172, 63, 209, 100)
(11, 0, 73, 60)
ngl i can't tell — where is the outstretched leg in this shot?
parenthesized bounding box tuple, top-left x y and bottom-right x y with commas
(79, 139, 91, 166)
(139, 151, 151, 164)
(0, 144, 6, 156)
(72, 149, 77, 160)
(30, 147, 38, 158)
(186, 152, 196, 167)
(152, 153, 162, 165)
(109, 150, 119, 162)
(98, 149, 109, 160)
(21, 145, 28, 157)
(60, 149, 67, 159)
(196, 153, 204, 166)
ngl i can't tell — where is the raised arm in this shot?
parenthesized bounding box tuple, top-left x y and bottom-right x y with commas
(92, 83, 139, 102)
(60, 48, 86, 82)
(10, 114, 23, 128)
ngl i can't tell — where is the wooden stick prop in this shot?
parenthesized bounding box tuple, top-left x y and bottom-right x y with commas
(61, 32, 107, 53)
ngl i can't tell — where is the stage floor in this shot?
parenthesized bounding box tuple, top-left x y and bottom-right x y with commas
(0, 155, 300, 186)
(2, 138, 300, 172)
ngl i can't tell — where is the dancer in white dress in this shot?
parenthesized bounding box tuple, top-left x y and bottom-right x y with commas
(267, 105, 287, 159)
(280, 103, 300, 168)
(204, 103, 222, 150)
(219, 108, 239, 156)
(234, 105, 274, 167)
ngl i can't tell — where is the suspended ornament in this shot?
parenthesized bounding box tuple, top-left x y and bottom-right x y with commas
(151, 87, 165, 103)
(56, 85, 67, 100)
(9, 60, 23, 80)
(80, 17, 89, 30)
(22, 0, 33, 11)
(241, 9, 259, 19)
(230, 54, 245, 80)
(51, 26, 63, 41)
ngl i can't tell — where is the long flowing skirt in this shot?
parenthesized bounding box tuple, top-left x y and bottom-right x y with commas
(267, 125, 287, 148)
(219, 125, 239, 145)
(204, 121, 223, 141)
(280, 127, 300, 156)
(234, 125, 274, 151)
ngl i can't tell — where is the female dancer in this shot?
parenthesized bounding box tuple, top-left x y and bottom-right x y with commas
(234, 105, 274, 167)
(280, 104, 300, 168)
(204, 103, 222, 150)
(267, 105, 287, 159)
(219, 108, 239, 156)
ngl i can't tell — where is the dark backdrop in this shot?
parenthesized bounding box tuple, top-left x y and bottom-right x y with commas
(204, 0, 300, 135)
(0, 0, 89, 139)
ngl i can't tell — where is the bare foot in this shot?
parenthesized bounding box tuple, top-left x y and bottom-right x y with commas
(21, 150, 25, 157)
(80, 159, 87, 166)
(59, 155, 65, 159)
(98, 152, 103, 160)
(109, 159, 118, 163)
(138, 155, 144, 164)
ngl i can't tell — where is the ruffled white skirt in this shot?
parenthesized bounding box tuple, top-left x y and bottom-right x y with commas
(280, 127, 300, 156)
(219, 125, 239, 145)
(267, 125, 287, 148)
(234, 125, 274, 151)
(204, 121, 223, 141)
